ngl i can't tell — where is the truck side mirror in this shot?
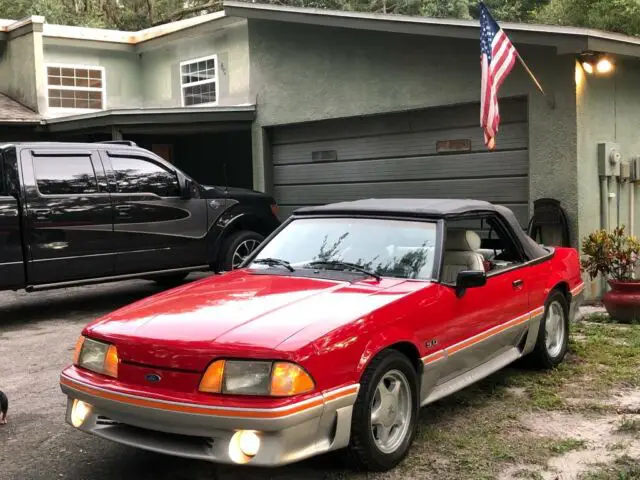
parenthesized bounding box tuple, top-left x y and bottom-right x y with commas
(181, 178, 195, 199)
(455, 270, 487, 298)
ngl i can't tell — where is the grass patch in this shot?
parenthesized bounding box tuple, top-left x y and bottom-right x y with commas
(390, 322, 640, 480)
(548, 438, 587, 454)
(579, 456, 640, 479)
(616, 418, 640, 434)
(584, 312, 640, 326)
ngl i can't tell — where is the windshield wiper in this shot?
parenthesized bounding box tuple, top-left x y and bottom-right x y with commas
(253, 258, 295, 272)
(306, 261, 381, 281)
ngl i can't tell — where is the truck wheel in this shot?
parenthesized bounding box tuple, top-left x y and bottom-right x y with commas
(527, 290, 569, 369)
(153, 273, 188, 287)
(347, 350, 419, 471)
(219, 231, 264, 271)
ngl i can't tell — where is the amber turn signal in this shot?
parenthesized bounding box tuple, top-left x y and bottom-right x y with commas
(104, 344, 119, 378)
(73, 336, 85, 365)
(199, 360, 226, 393)
(270, 362, 315, 397)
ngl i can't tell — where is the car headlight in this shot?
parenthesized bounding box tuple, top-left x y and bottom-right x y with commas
(73, 336, 119, 378)
(199, 360, 314, 396)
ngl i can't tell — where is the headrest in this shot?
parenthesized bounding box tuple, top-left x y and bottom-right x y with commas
(445, 230, 481, 252)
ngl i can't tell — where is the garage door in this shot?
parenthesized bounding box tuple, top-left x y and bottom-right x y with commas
(271, 99, 529, 225)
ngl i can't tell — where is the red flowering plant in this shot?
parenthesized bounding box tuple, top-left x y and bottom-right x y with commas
(581, 226, 640, 282)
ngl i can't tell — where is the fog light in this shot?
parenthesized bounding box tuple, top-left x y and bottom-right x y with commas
(229, 430, 261, 464)
(239, 430, 260, 457)
(71, 399, 92, 428)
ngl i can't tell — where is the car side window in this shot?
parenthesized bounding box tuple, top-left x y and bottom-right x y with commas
(110, 156, 180, 197)
(445, 215, 524, 277)
(33, 155, 99, 195)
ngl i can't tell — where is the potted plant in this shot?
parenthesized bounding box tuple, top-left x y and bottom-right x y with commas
(582, 226, 640, 323)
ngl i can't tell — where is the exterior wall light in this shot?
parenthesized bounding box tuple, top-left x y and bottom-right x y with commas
(579, 52, 615, 75)
(596, 58, 614, 74)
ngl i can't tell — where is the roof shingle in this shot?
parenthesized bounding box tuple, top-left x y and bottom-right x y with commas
(0, 94, 40, 123)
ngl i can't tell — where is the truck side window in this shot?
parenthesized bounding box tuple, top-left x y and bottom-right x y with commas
(110, 157, 180, 197)
(33, 156, 99, 195)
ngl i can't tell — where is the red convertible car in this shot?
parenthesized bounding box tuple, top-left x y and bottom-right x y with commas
(60, 199, 584, 471)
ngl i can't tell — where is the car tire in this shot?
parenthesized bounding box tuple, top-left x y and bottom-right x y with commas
(219, 230, 264, 271)
(153, 273, 189, 287)
(527, 290, 570, 369)
(347, 349, 419, 472)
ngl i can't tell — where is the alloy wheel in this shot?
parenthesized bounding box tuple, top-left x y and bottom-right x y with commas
(545, 300, 566, 358)
(370, 369, 412, 454)
(231, 239, 260, 269)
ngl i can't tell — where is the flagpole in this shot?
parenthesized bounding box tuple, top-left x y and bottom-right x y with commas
(516, 52, 545, 96)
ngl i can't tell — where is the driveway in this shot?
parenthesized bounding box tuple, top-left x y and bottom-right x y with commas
(0, 277, 347, 480)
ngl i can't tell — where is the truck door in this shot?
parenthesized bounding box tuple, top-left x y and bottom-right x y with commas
(22, 148, 115, 285)
(100, 149, 209, 275)
(0, 148, 25, 289)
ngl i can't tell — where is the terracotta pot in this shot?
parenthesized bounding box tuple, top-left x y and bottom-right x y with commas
(602, 280, 640, 323)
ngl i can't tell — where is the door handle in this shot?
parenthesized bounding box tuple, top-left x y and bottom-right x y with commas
(512, 279, 524, 288)
(115, 205, 132, 217)
(32, 208, 51, 220)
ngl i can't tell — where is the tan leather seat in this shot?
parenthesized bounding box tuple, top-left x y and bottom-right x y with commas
(442, 230, 485, 284)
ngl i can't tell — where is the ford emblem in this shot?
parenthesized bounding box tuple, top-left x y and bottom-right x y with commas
(145, 373, 161, 383)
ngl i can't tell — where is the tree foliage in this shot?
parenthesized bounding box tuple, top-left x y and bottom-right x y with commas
(0, 0, 638, 36)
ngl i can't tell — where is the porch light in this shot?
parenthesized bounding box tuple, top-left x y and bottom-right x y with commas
(596, 58, 614, 74)
(578, 52, 615, 76)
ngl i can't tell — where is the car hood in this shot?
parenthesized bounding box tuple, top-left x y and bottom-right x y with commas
(85, 271, 428, 371)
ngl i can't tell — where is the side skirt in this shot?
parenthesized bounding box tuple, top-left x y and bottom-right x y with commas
(420, 347, 522, 407)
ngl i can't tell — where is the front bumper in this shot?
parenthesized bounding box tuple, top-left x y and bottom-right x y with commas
(60, 372, 359, 466)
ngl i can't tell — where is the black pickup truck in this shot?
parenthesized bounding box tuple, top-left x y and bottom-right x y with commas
(0, 141, 280, 292)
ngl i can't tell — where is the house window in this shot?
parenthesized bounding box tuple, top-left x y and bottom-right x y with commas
(46, 65, 105, 110)
(180, 55, 218, 107)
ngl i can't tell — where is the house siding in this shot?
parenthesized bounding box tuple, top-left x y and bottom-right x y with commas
(0, 32, 42, 112)
(247, 20, 578, 240)
(576, 58, 640, 297)
(42, 44, 141, 116)
(139, 21, 250, 108)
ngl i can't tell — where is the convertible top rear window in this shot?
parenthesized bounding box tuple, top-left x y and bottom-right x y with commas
(251, 217, 438, 280)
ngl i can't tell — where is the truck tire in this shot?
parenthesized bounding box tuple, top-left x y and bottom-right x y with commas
(219, 230, 264, 271)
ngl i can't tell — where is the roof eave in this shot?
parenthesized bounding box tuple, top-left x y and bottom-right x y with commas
(43, 106, 256, 132)
(223, 1, 640, 57)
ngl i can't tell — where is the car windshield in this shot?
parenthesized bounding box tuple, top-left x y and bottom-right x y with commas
(251, 217, 438, 280)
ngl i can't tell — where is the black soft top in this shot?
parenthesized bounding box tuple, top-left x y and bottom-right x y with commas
(294, 198, 550, 261)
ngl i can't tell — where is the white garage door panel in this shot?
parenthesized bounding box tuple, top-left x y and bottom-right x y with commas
(271, 99, 529, 225)
(274, 150, 528, 185)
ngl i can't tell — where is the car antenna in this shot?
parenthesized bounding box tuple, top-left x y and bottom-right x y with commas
(223, 162, 229, 193)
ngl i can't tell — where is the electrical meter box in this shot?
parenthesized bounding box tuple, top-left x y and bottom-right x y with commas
(598, 142, 622, 177)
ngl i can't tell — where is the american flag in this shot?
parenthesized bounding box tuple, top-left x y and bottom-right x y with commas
(480, 2, 518, 150)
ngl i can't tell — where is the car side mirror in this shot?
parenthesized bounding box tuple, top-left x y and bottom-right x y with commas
(455, 270, 487, 298)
